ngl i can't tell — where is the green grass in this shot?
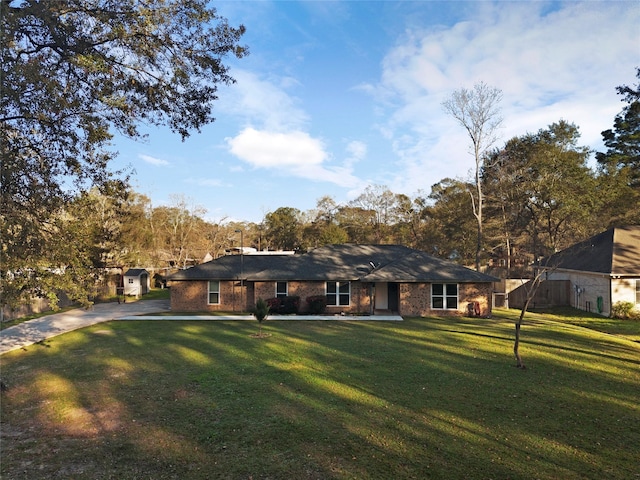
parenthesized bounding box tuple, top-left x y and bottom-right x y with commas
(1, 310, 638, 479)
(496, 306, 640, 342)
(140, 288, 171, 301)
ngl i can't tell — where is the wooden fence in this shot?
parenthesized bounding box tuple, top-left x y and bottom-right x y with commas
(506, 280, 571, 309)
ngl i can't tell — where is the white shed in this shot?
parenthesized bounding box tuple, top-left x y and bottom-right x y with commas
(123, 268, 150, 296)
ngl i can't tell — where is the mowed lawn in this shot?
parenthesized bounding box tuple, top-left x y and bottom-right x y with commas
(1, 309, 638, 479)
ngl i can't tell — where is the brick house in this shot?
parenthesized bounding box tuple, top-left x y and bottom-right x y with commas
(542, 225, 640, 317)
(169, 244, 499, 317)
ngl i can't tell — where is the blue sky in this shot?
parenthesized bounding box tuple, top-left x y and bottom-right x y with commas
(111, 1, 639, 223)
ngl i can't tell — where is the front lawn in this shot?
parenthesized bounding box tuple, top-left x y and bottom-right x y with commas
(1, 311, 638, 479)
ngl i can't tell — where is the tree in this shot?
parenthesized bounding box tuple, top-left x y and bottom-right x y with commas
(426, 178, 477, 264)
(348, 185, 397, 244)
(262, 207, 303, 251)
(595, 68, 640, 226)
(1, 184, 125, 310)
(482, 142, 533, 277)
(522, 122, 595, 256)
(1, 0, 247, 307)
(150, 195, 206, 269)
(251, 297, 270, 338)
(302, 196, 348, 249)
(512, 270, 546, 369)
(482, 121, 596, 269)
(593, 166, 640, 227)
(118, 193, 155, 267)
(597, 68, 640, 189)
(335, 205, 377, 244)
(443, 82, 503, 270)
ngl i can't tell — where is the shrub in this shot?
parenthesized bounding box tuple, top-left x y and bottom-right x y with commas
(280, 296, 300, 314)
(306, 295, 327, 314)
(265, 296, 300, 314)
(611, 301, 639, 319)
(266, 297, 281, 312)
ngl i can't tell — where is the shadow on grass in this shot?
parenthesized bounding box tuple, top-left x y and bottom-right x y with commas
(1, 316, 639, 479)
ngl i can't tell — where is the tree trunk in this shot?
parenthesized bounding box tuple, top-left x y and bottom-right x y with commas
(514, 320, 526, 369)
(514, 282, 538, 370)
(475, 163, 483, 272)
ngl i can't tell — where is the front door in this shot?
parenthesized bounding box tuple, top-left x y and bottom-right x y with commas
(388, 283, 399, 312)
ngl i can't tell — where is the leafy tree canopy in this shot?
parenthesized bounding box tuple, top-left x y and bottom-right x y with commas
(263, 207, 303, 252)
(1, 0, 247, 308)
(596, 68, 640, 188)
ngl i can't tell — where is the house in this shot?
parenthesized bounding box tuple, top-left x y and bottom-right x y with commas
(169, 244, 499, 317)
(542, 226, 640, 316)
(123, 268, 150, 297)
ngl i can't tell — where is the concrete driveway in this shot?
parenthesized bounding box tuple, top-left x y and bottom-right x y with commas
(0, 299, 170, 354)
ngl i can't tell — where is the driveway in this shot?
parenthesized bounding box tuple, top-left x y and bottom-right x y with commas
(0, 299, 170, 354)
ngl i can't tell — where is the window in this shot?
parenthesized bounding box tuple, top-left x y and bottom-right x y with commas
(327, 281, 350, 306)
(276, 282, 288, 298)
(208, 281, 220, 305)
(128, 278, 134, 284)
(432, 283, 458, 310)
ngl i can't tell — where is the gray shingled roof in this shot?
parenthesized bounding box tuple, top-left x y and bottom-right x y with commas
(170, 244, 498, 283)
(124, 268, 149, 277)
(544, 225, 640, 275)
(169, 254, 294, 280)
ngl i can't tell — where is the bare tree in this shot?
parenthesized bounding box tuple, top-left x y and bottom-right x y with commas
(511, 250, 572, 369)
(151, 194, 207, 268)
(349, 185, 397, 243)
(512, 270, 545, 369)
(443, 82, 503, 270)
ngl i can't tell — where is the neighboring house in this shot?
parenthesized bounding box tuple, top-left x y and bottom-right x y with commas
(543, 226, 640, 316)
(169, 244, 498, 317)
(123, 268, 150, 297)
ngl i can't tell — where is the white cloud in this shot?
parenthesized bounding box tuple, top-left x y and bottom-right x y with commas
(219, 69, 308, 131)
(223, 69, 367, 189)
(370, 1, 639, 193)
(139, 154, 169, 166)
(346, 140, 367, 163)
(227, 127, 363, 188)
(228, 128, 325, 167)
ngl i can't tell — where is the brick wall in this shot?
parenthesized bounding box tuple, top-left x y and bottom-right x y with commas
(399, 283, 430, 316)
(253, 281, 325, 312)
(171, 279, 493, 317)
(253, 281, 372, 314)
(170, 280, 245, 312)
(460, 283, 493, 316)
(399, 282, 493, 317)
